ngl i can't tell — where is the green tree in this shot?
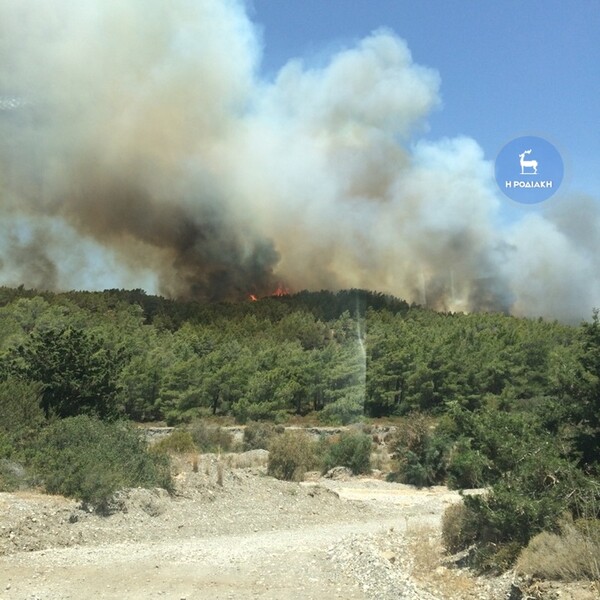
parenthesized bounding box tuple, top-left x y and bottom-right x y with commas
(0, 377, 45, 458)
(12, 326, 124, 419)
(568, 310, 600, 467)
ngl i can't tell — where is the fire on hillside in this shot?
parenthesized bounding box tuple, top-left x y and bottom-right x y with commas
(248, 284, 291, 301)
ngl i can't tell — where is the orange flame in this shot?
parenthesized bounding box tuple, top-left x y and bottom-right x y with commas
(248, 284, 290, 301)
(271, 285, 290, 297)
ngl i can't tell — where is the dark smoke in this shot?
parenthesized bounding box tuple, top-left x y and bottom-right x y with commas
(0, 0, 278, 301)
(0, 1, 598, 320)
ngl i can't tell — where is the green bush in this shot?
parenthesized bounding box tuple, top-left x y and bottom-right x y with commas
(0, 378, 45, 457)
(388, 415, 449, 487)
(446, 438, 492, 489)
(442, 405, 551, 486)
(267, 431, 317, 481)
(189, 422, 234, 453)
(12, 327, 123, 420)
(460, 451, 589, 573)
(389, 451, 431, 488)
(321, 431, 372, 475)
(0, 378, 45, 491)
(31, 415, 172, 512)
(164, 410, 195, 426)
(243, 421, 283, 451)
(0, 431, 12, 460)
(152, 429, 197, 454)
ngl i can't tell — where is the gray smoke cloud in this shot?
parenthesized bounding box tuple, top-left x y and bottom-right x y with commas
(0, 0, 598, 320)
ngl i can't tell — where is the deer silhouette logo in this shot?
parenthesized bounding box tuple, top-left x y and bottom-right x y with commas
(519, 149, 538, 175)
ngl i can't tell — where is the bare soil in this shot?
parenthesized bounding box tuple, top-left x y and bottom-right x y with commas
(0, 454, 596, 599)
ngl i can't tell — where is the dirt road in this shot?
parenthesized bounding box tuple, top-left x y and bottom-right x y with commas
(0, 463, 496, 600)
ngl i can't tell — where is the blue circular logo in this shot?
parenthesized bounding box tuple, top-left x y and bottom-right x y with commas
(495, 136, 564, 203)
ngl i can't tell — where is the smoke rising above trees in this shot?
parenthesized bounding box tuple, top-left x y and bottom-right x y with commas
(0, 0, 598, 320)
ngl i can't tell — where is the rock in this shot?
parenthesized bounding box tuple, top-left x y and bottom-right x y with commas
(0, 459, 28, 488)
(324, 466, 353, 480)
(104, 488, 168, 517)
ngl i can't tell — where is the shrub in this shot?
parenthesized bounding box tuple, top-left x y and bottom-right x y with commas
(442, 501, 479, 554)
(229, 449, 269, 469)
(388, 415, 449, 487)
(321, 431, 372, 475)
(443, 405, 551, 486)
(460, 451, 589, 573)
(152, 429, 197, 454)
(0, 431, 12, 460)
(0, 378, 45, 457)
(267, 431, 317, 481)
(516, 519, 600, 581)
(31, 415, 172, 512)
(13, 327, 123, 420)
(189, 422, 234, 453)
(243, 421, 282, 451)
(474, 542, 523, 574)
(390, 413, 432, 454)
(446, 438, 492, 489)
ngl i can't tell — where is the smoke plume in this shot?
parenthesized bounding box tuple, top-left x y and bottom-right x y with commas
(0, 0, 598, 320)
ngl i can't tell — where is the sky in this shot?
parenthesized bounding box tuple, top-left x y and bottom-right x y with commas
(248, 1, 600, 199)
(1, 0, 599, 322)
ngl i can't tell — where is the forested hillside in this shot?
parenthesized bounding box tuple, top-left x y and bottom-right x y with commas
(0, 286, 581, 424)
(1, 286, 599, 573)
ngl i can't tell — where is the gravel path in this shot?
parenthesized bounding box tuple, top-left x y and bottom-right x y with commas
(1, 521, 404, 600)
(1, 456, 510, 599)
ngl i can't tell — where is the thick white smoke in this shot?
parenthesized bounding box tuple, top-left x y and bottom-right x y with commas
(0, 0, 597, 320)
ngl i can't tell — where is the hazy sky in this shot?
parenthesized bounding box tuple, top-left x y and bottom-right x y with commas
(248, 1, 600, 198)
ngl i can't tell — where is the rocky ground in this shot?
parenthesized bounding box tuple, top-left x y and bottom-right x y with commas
(0, 453, 597, 600)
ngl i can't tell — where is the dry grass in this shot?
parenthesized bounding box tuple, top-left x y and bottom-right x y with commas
(441, 501, 478, 554)
(216, 459, 224, 487)
(405, 523, 478, 599)
(370, 447, 392, 473)
(150, 430, 197, 455)
(517, 520, 600, 584)
(226, 450, 269, 469)
(166, 452, 201, 477)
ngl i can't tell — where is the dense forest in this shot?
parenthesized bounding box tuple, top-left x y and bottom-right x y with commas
(0, 286, 584, 424)
(0, 285, 599, 573)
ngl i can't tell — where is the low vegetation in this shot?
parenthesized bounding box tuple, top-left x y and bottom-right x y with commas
(267, 431, 317, 481)
(188, 422, 235, 453)
(441, 502, 479, 555)
(243, 421, 283, 450)
(32, 416, 172, 513)
(321, 431, 372, 475)
(0, 286, 599, 580)
(517, 520, 600, 582)
(151, 429, 197, 455)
